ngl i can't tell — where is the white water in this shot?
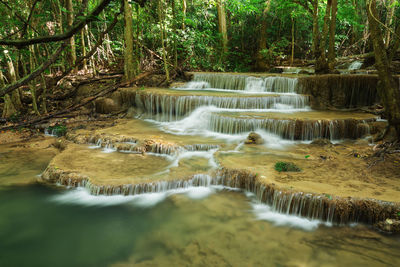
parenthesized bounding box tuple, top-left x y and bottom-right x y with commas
(51, 186, 217, 207)
(179, 73, 299, 93)
(348, 61, 363, 70)
(251, 203, 330, 231)
(51, 186, 331, 230)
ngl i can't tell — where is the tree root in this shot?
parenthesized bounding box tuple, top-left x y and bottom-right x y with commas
(368, 141, 400, 168)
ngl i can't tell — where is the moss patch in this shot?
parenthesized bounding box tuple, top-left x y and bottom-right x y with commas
(274, 162, 301, 172)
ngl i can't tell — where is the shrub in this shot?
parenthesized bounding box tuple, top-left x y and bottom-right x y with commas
(274, 162, 301, 172)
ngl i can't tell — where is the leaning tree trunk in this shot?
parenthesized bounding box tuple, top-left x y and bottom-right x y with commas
(367, 0, 400, 140)
(2, 51, 22, 118)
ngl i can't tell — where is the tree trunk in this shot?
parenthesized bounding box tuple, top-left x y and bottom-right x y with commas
(217, 0, 228, 60)
(315, 0, 332, 74)
(182, 0, 187, 30)
(255, 0, 271, 70)
(367, 0, 400, 140)
(2, 51, 22, 118)
(311, 0, 320, 60)
(328, 0, 338, 70)
(291, 16, 295, 66)
(384, 0, 395, 49)
(66, 0, 77, 69)
(158, 0, 170, 82)
(124, 0, 136, 81)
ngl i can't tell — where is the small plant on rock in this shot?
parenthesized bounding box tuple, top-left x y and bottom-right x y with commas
(47, 124, 67, 137)
(274, 161, 301, 172)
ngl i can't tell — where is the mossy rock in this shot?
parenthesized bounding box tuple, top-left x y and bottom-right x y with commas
(274, 161, 301, 172)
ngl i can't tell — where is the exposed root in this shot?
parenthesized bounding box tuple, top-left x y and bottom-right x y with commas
(368, 141, 400, 168)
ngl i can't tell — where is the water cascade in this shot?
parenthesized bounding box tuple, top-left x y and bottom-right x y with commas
(189, 73, 299, 93)
(208, 114, 375, 140)
(42, 166, 399, 225)
(133, 92, 309, 121)
(348, 61, 363, 70)
(42, 72, 387, 230)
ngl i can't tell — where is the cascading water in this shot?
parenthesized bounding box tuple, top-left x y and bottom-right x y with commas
(131, 73, 374, 141)
(348, 61, 363, 70)
(134, 92, 310, 121)
(187, 73, 299, 93)
(43, 72, 382, 231)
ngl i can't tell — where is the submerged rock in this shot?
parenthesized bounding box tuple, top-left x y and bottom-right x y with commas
(245, 132, 264, 145)
(95, 97, 120, 114)
(374, 219, 400, 233)
(311, 138, 332, 146)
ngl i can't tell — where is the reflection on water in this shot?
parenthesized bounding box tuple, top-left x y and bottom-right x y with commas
(0, 185, 399, 267)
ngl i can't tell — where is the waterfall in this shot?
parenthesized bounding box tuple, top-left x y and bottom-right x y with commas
(189, 73, 299, 93)
(43, 166, 399, 226)
(208, 114, 374, 140)
(348, 61, 363, 70)
(134, 92, 309, 121)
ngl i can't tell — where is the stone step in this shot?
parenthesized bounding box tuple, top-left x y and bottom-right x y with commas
(208, 111, 378, 140)
(113, 88, 310, 121)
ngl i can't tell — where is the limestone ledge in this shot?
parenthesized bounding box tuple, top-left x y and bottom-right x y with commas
(41, 165, 400, 230)
(66, 132, 181, 155)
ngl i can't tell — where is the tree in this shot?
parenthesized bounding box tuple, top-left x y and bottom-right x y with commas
(124, 0, 137, 81)
(217, 0, 228, 60)
(366, 0, 400, 140)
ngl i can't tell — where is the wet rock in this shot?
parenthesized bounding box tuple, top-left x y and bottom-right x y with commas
(298, 70, 311, 75)
(52, 138, 68, 151)
(245, 132, 264, 145)
(94, 97, 120, 114)
(374, 219, 400, 233)
(311, 138, 332, 146)
(354, 139, 370, 146)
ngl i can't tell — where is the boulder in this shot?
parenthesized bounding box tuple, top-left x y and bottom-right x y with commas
(374, 219, 400, 233)
(311, 138, 332, 146)
(94, 97, 120, 114)
(245, 132, 264, 145)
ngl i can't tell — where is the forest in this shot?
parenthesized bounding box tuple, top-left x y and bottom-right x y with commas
(0, 0, 400, 266)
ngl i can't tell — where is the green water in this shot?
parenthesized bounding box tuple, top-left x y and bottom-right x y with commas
(1, 147, 400, 267)
(1, 184, 400, 267)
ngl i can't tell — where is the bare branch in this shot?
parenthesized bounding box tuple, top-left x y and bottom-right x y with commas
(0, 41, 68, 98)
(0, 0, 113, 47)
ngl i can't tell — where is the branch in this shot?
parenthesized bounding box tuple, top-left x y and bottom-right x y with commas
(0, 71, 154, 131)
(292, 0, 313, 14)
(21, 0, 41, 37)
(53, 6, 123, 85)
(0, 41, 68, 98)
(0, 0, 113, 47)
(0, 0, 40, 35)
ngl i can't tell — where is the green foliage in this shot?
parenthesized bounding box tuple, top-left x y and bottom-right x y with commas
(8, 113, 20, 123)
(47, 124, 67, 137)
(274, 162, 301, 173)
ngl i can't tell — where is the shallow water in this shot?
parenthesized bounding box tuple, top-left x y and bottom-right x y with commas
(1, 184, 399, 267)
(2, 72, 399, 266)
